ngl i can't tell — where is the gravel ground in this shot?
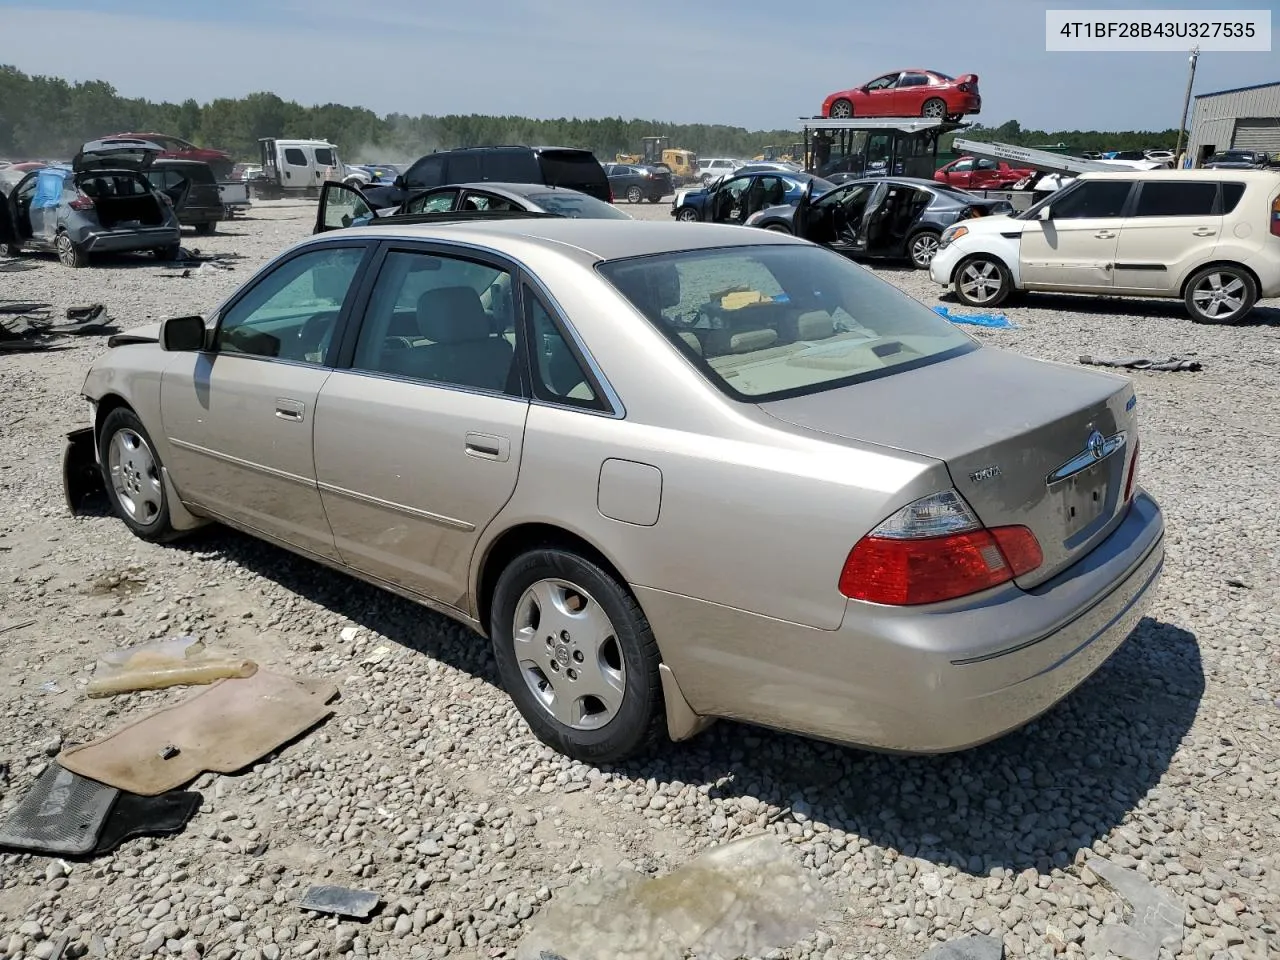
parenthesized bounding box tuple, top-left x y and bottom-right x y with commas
(1, 200, 1278, 960)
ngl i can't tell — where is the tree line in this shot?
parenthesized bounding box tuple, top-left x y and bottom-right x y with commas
(1, 65, 1180, 166)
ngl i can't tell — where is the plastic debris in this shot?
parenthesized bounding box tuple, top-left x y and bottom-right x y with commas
(40, 680, 63, 694)
(86, 636, 258, 698)
(299, 885, 381, 919)
(361, 645, 392, 666)
(515, 834, 828, 960)
(1084, 857, 1185, 960)
(932, 305, 1017, 329)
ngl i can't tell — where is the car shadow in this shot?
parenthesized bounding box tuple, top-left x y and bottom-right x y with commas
(935, 290, 1280, 327)
(169, 527, 1202, 877)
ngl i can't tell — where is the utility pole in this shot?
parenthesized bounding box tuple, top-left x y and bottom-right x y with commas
(1175, 46, 1200, 167)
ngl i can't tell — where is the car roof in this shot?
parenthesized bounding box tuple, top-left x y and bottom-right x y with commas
(151, 158, 211, 167)
(320, 218, 805, 263)
(433, 182, 592, 197)
(1077, 169, 1279, 181)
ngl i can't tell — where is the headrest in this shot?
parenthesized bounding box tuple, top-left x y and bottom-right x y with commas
(417, 286, 489, 343)
(312, 265, 350, 304)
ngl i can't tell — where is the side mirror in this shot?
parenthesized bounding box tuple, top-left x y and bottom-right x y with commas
(393, 175, 406, 190)
(161, 314, 206, 352)
(1037, 206, 1052, 221)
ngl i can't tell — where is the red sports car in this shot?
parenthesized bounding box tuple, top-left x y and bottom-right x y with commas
(110, 132, 234, 179)
(821, 70, 980, 121)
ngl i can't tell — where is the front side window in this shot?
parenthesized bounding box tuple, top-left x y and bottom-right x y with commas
(313, 148, 335, 167)
(866, 74, 898, 91)
(405, 154, 445, 190)
(598, 245, 973, 402)
(951, 159, 974, 172)
(215, 246, 365, 362)
(460, 192, 518, 212)
(321, 185, 374, 230)
(1048, 180, 1132, 219)
(1133, 181, 1218, 217)
(351, 250, 517, 394)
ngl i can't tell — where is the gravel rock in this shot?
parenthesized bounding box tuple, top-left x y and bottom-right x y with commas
(0, 201, 1277, 960)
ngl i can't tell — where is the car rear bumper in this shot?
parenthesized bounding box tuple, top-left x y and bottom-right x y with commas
(77, 226, 179, 252)
(639, 490, 1165, 753)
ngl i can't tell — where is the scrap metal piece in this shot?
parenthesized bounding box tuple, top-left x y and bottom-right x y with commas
(920, 934, 1004, 960)
(1084, 857, 1185, 960)
(0, 762, 118, 855)
(299, 885, 381, 919)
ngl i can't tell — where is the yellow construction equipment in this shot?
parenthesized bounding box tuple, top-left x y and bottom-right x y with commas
(616, 137, 700, 184)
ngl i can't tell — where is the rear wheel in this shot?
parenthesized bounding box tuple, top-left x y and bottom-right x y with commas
(1184, 265, 1256, 324)
(55, 232, 87, 268)
(194, 221, 217, 236)
(626, 185, 643, 204)
(764, 223, 792, 234)
(1, 242, 20, 257)
(922, 98, 947, 119)
(907, 229, 941, 269)
(157, 243, 182, 262)
(490, 549, 665, 763)
(676, 207, 699, 222)
(829, 98, 854, 119)
(953, 255, 1012, 307)
(99, 407, 180, 543)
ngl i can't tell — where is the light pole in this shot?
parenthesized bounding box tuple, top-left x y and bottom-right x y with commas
(1175, 46, 1200, 167)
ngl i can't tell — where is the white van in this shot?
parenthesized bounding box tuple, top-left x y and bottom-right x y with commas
(928, 169, 1280, 324)
(254, 138, 343, 199)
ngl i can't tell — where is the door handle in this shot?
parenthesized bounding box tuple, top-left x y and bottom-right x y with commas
(1094, 230, 1117, 239)
(465, 432, 510, 462)
(1191, 227, 1216, 236)
(275, 398, 305, 422)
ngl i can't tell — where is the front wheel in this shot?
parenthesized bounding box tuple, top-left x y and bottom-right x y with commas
(1184, 265, 1256, 324)
(907, 230, 941, 269)
(98, 408, 180, 543)
(953, 255, 1012, 307)
(55, 232, 87, 268)
(829, 98, 854, 119)
(490, 549, 665, 763)
(763, 223, 792, 234)
(676, 207, 699, 222)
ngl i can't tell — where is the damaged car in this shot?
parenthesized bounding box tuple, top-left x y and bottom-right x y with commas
(745, 177, 1013, 269)
(0, 138, 181, 267)
(672, 170, 833, 223)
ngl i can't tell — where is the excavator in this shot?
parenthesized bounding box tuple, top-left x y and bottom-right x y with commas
(615, 136, 700, 185)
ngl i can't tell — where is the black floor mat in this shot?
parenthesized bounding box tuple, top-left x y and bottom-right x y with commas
(93, 790, 202, 854)
(0, 763, 118, 855)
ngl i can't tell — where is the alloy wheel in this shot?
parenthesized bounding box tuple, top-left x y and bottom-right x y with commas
(1191, 271, 1247, 321)
(108, 428, 164, 524)
(910, 233, 940, 267)
(958, 259, 1002, 304)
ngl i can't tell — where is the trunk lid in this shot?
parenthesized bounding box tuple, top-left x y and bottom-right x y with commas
(75, 138, 163, 173)
(759, 347, 1138, 588)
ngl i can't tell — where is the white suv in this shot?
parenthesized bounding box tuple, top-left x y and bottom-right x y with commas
(697, 158, 740, 185)
(928, 170, 1280, 324)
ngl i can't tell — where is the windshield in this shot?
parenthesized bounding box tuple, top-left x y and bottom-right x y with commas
(527, 191, 632, 219)
(597, 244, 974, 402)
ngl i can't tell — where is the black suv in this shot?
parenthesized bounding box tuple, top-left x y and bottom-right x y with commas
(361, 146, 610, 209)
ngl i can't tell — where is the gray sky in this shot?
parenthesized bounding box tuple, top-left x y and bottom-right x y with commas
(1, 0, 1276, 130)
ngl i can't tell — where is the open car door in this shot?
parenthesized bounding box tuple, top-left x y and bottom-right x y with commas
(0, 188, 16, 248)
(315, 180, 376, 234)
(792, 180, 815, 240)
(865, 184, 933, 257)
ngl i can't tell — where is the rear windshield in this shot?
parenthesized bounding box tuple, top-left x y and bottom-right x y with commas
(597, 245, 974, 401)
(525, 192, 631, 219)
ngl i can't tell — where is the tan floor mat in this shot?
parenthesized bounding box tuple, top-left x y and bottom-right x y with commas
(58, 671, 339, 796)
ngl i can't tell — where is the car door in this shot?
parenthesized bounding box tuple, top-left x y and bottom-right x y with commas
(943, 158, 974, 189)
(0, 185, 15, 247)
(311, 243, 530, 607)
(894, 72, 930, 115)
(315, 181, 377, 233)
(1018, 179, 1134, 290)
(707, 176, 751, 223)
(159, 243, 372, 560)
(280, 146, 310, 191)
(861, 73, 901, 116)
(1112, 179, 1222, 293)
(970, 159, 1001, 190)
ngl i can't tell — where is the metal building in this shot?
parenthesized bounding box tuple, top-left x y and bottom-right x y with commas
(1185, 81, 1280, 164)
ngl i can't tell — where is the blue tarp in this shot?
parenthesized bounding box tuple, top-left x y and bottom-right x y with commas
(32, 167, 71, 209)
(932, 305, 1018, 329)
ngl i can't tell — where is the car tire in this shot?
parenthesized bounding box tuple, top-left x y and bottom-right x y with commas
(1, 242, 21, 257)
(490, 548, 666, 764)
(829, 98, 854, 119)
(953, 255, 1012, 307)
(626, 185, 643, 204)
(907, 229, 941, 269)
(194, 221, 217, 236)
(157, 243, 183, 262)
(676, 207, 699, 222)
(763, 223, 792, 234)
(1184, 264, 1257, 324)
(98, 407, 181, 543)
(647, 195, 662, 203)
(922, 98, 947, 120)
(55, 232, 87, 268)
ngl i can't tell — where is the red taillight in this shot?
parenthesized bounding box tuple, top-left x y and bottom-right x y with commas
(1124, 438, 1140, 502)
(1270, 196, 1279, 238)
(838, 490, 1042, 606)
(68, 192, 95, 211)
(958, 83, 971, 92)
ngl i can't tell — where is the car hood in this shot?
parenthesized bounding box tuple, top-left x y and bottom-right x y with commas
(75, 138, 164, 173)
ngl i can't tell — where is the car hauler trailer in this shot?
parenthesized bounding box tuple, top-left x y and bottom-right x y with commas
(800, 117, 967, 182)
(950, 139, 1165, 209)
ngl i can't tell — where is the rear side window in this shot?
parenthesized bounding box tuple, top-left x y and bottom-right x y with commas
(447, 153, 483, 183)
(1133, 181, 1217, 217)
(314, 148, 335, 166)
(537, 151, 608, 197)
(1050, 180, 1132, 219)
(483, 150, 539, 181)
(1220, 182, 1246, 214)
(185, 165, 216, 184)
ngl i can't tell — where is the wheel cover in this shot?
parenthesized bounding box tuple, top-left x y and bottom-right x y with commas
(923, 99, 946, 118)
(678, 208, 698, 221)
(958, 260, 1001, 303)
(512, 578, 626, 731)
(911, 234, 940, 265)
(830, 100, 852, 118)
(108, 428, 163, 524)
(627, 186, 642, 202)
(1191, 272, 1246, 319)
